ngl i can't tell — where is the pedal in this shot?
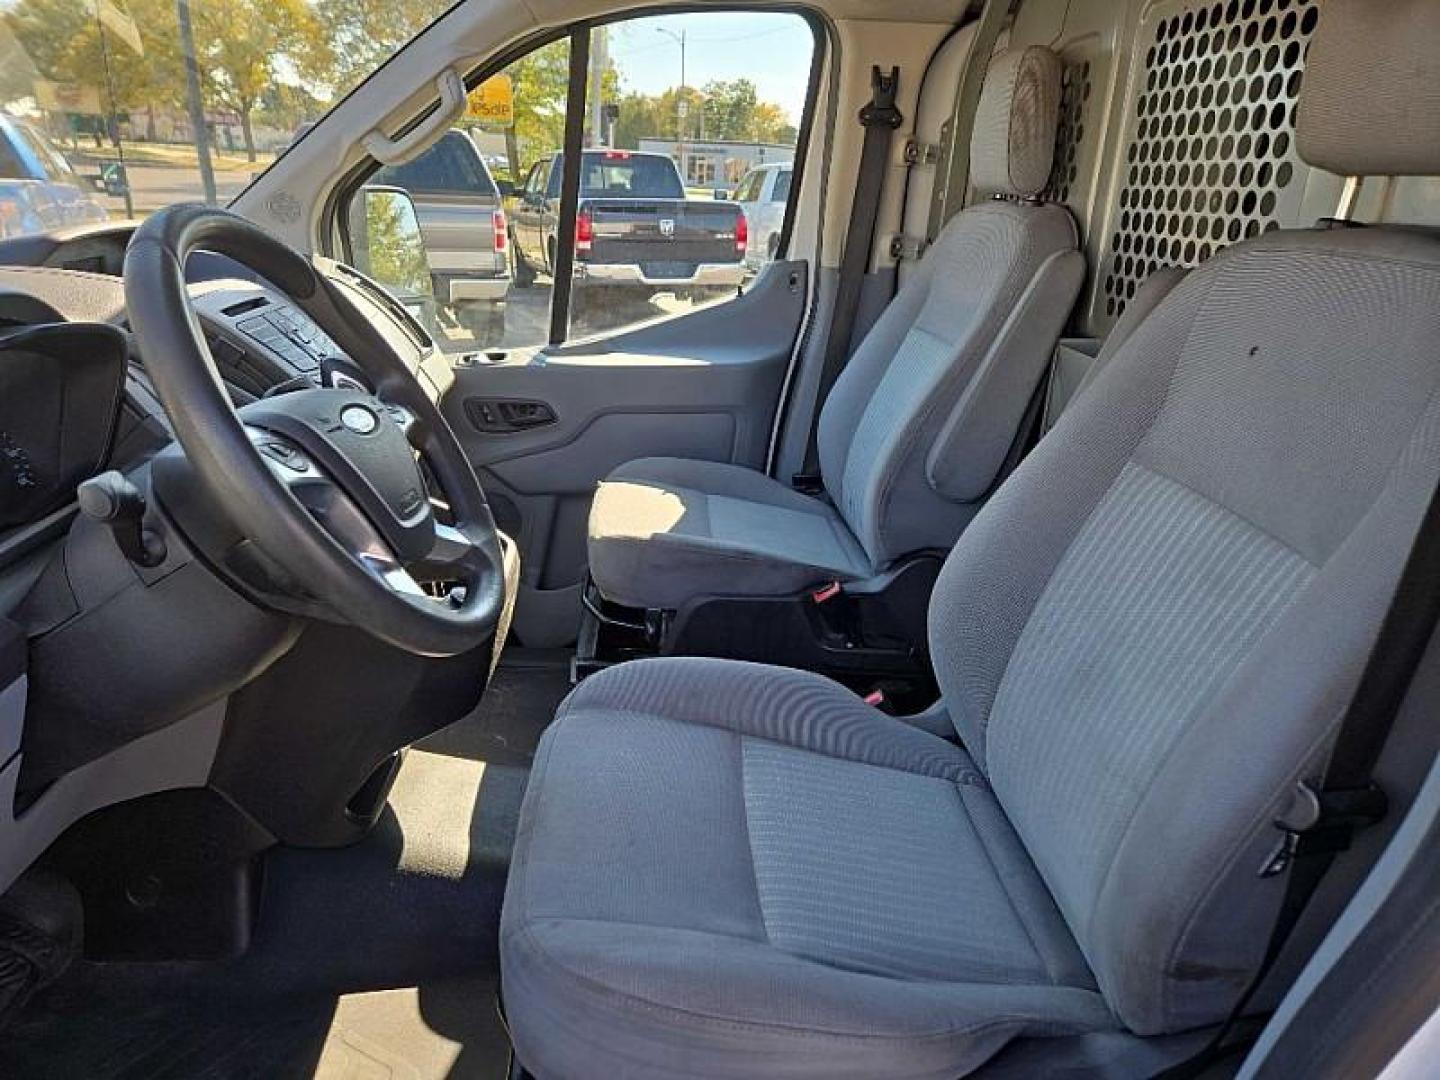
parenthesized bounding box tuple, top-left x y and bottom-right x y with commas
(0, 870, 82, 1026)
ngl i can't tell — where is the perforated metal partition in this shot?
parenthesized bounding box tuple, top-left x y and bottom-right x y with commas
(1045, 59, 1094, 209)
(1099, 0, 1320, 318)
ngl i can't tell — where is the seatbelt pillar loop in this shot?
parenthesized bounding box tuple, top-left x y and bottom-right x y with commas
(795, 66, 904, 482)
(859, 66, 904, 132)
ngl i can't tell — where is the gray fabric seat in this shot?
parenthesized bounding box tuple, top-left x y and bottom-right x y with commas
(502, 659, 1114, 1080)
(583, 456, 871, 609)
(588, 46, 1083, 611)
(503, 3, 1440, 1075)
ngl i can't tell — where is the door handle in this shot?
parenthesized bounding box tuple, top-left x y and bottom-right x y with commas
(466, 397, 558, 434)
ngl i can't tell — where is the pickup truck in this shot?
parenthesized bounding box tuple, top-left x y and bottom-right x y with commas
(0, 114, 109, 239)
(371, 129, 510, 341)
(510, 149, 747, 312)
(732, 161, 792, 271)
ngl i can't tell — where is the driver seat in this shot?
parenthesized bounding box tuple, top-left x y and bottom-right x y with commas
(500, 4, 1440, 1076)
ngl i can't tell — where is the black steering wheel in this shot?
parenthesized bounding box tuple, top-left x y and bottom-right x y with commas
(124, 204, 505, 657)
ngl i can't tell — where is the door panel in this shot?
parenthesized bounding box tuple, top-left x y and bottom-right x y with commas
(441, 260, 807, 645)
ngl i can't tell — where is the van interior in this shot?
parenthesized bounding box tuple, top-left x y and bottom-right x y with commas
(0, 0, 1437, 1076)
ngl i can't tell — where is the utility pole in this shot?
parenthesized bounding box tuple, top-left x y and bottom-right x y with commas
(588, 25, 608, 147)
(656, 26, 686, 181)
(175, 0, 217, 204)
(90, 1, 133, 217)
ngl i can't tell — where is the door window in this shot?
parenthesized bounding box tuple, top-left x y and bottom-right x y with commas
(566, 11, 816, 340)
(341, 11, 816, 353)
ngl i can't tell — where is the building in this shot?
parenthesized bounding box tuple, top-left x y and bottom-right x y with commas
(637, 138, 793, 190)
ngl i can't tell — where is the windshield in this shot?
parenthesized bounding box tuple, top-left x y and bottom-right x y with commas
(0, 0, 452, 235)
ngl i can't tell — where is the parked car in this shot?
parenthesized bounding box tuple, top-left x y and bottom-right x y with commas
(372, 129, 510, 341)
(510, 149, 747, 315)
(731, 160, 792, 270)
(0, 114, 109, 239)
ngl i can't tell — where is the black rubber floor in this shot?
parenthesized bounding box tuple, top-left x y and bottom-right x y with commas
(0, 652, 571, 1079)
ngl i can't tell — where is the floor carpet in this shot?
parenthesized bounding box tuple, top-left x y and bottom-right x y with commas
(0, 651, 571, 1079)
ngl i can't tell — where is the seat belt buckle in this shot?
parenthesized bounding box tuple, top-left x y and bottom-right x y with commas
(1259, 781, 1389, 877)
(791, 471, 824, 495)
(811, 580, 843, 605)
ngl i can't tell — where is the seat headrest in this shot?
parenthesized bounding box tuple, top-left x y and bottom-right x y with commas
(969, 46, 1063, 199)
(1297, 0, 1440, 177)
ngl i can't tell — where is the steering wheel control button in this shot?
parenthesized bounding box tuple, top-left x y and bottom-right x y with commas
(340, 404, 380, 435)
(259, 440, 309, 473)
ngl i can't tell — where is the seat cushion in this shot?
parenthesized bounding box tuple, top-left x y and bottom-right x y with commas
(587, 457, 871, 610)
(500, 658, 1114, 1079)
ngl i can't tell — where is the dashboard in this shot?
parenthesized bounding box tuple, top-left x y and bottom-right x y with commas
(0, 221, 457, 547)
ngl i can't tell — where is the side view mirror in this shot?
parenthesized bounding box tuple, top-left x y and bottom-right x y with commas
(495, 178, 516, 198)
(712, 188, 728, 200)
(347, 185, 435, 304)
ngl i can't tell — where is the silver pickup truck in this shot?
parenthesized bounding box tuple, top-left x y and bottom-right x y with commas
(373, 130, 511, 341)
(510, 150, 747, 314)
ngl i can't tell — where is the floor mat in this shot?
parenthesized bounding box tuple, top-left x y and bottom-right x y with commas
(5, 972, 510, 1080)
(420, 648, 572, 766)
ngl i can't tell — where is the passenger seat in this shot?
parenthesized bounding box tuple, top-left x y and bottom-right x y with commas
(585, 46, 1085, 615)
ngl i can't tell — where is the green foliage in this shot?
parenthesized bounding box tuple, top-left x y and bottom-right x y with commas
(611, 78, 794, 149)
(192, 0, 327, 160)
(3, 0, 185, 114)
(310, 0, 450, 94)
(357, 188, 430, 296)
(506, 38, 570, 169)
(0, 1, 796, 167)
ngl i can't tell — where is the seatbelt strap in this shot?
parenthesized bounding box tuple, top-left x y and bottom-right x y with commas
(925, 0, 1010, 241)
(794, 65, 903, 487)
(1155, 460, 1440, 1078)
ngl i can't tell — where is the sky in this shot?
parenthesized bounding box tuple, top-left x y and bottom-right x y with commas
(603, 12, 815, 126)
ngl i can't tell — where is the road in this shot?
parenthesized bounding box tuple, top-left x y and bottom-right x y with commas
(98, 164, 256, 217)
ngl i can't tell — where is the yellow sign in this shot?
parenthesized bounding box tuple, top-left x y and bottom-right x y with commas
(466, 75, 514, 129)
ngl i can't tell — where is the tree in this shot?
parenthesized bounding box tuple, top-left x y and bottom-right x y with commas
(611, 90, 662, 150)
(608, 78, 796, 150)
(310, 0, 450, 97)
(750, 102, 796, 145)
(257, 80, 326, 135)
(192, 0, 325, 161)
(698, 78, 757, 142)
(506, 38, 570, 168)
(3, 0, 184, 125)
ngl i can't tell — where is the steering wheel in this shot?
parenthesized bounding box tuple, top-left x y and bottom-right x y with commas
(124, 204, 506, 657)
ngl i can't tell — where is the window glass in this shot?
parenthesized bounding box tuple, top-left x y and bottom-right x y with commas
(564, 11, 814, 340)
(0, 0, 456, 232)
(0, 131, 30, 180)
(771, 168, 791, 203)
(374, 131, 497, 196)
(391, 36, 572, 353)
(733, 169, 761, 203)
